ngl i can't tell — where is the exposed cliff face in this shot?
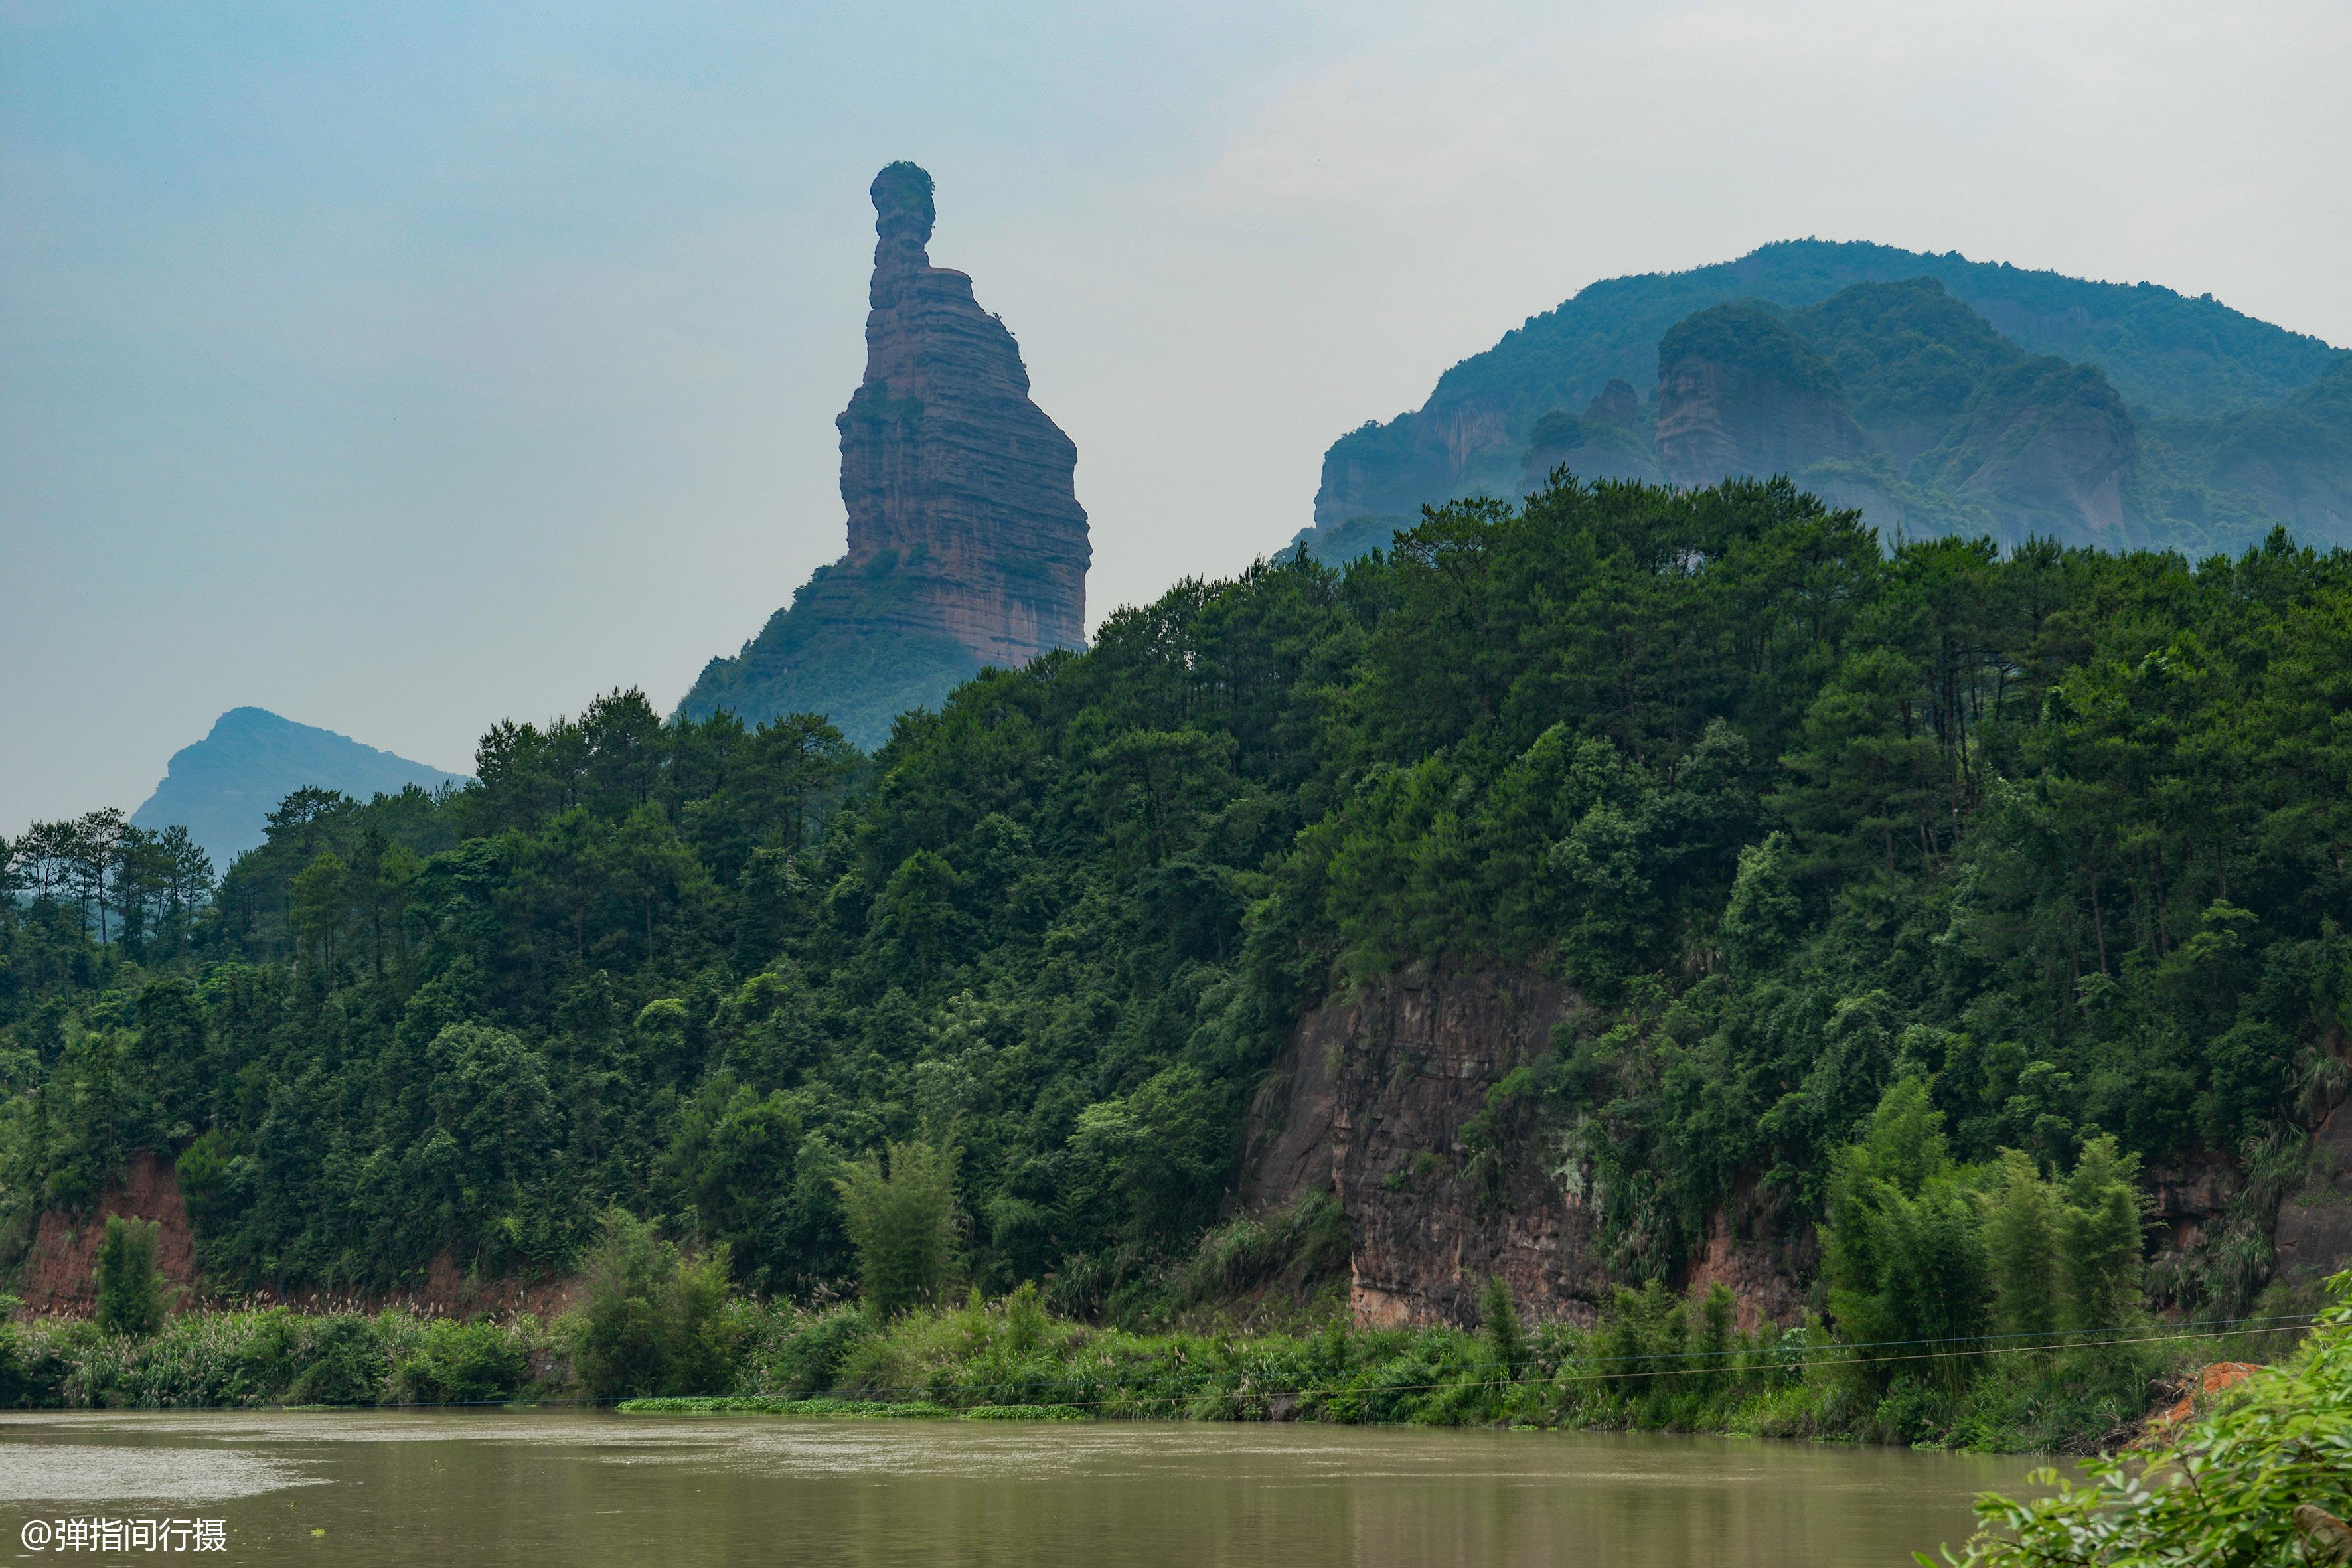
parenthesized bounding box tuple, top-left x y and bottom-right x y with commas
(15, 1151, 200, 1316)
(1276, 965, 1595, 1328)
(1654, 303, 1873, 488)
(1924, 357, 2136, 540)
(1520, 380, 1660, 491)
(1241, 963, 2352, 1334)
(12, 1150, 582, 1318)
(1242, 964, 1809, 1331)
(839, 162, 1090, 665)
(2276, 1067, 2352, 1294)
(680, 163, 1089, 747)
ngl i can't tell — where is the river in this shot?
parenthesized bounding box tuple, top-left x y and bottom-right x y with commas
(1, 1410, 2039, 1566)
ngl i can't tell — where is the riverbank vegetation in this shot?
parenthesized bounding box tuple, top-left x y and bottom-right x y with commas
(3, 1194, 2327, 1462)
(1941, 1274, 2352, 1566)
(0, 1260, 2321, 1459)
(7, 474, 2352, 1456)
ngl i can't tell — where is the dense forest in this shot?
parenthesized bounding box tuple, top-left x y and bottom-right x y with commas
(5, 473, 2349, 1331)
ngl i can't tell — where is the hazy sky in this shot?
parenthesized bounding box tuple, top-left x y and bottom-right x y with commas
(5, 0, 2348, 830)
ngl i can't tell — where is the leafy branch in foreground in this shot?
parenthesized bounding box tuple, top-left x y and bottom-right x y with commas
(1931, 1271, 2352, 1567)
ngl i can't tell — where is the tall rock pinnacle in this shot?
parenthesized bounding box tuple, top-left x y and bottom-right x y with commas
(678, 163, 1092, 748)
(837, 161, 1090, 666)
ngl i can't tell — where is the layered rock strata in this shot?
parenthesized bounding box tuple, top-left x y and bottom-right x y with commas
(1240, 965, 1591, 1327)
(838, 161, 1089, 665)
(1240, 963, 1811, 1330)
(1923, 356, 2136, 540)
(1241, 961, 2346, 1333)
(680, 163, 1089, 746)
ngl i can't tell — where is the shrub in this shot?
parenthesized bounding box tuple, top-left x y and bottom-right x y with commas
(1003, 1282, 1048, 1357)
(1171, 1192, 1350, 1308)
(0, 1320, 58, 1409)
(1981, 1150, 2061, 1340)
(232, 1308, 300, 1402)
(1942, 1273, 2352, 1565)
(94, 1217, 169, 1337)
(1591, 1279, 1687, 1403)
(572, 1210, 738, 1399)
(394, 1318, 531, 1405)
(289, 1316, 390, 1405)
(834, 1137, 961, 1318)
(1822, 1079, 1989, 1393)
(1480, 1276, 1526, 1376)
(762, 1308, 870, 1395)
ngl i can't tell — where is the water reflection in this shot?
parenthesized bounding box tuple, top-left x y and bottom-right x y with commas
(0, 1411, 2033, 1567)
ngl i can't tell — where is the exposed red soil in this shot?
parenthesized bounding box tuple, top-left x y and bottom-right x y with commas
(2149, 1360, 2262, 1432)
(11, 1152, 577, 1322)
(16, 1151, 201, 1315)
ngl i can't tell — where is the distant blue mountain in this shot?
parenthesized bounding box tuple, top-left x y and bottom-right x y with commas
(1298, 238, 2351, 561)
(131, 708, 467, 873)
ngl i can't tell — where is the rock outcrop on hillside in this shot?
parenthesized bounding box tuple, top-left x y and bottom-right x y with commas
(1653, 304, 1871, 487)
(1520, 380, 1660, 491)
(839, 162, 1091, 665)
(1237, 963, 2331, 1334)
(11, 1149, 582, 1318)
(1924, 356, 2138, 540)
(2276, 1056, 2352, 1293)
(680, 163, 1089, 749)
(1239, 964, 1810, 1330)
(15, 1152, 200, 1316)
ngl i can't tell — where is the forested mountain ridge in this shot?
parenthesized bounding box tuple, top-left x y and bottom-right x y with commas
(5, 475, 2351, 1332)
(1302, 241, 2350, 562)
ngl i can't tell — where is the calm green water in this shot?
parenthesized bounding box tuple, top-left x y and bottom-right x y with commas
(1, 1410, 2037, 1567)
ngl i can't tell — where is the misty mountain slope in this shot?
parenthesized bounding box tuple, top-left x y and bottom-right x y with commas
(1787, 278, 2027, 464)
(131, 707, 466, 872)
(2138, 358, 2352, 538)
(678, 556, 986, 752)
(1302, 240, 2349, 559)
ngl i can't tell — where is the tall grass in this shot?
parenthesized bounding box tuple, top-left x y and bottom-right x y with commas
(1, 1309, 557, 1409)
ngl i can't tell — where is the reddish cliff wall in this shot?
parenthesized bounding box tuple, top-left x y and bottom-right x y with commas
(677, 161, 1091, 744)
(1243, 964, 2352, 1335)
(1243, 965, 1814, 1332)
(836, 161, 1089, 668)
(1318, 965, 1602, 1328)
